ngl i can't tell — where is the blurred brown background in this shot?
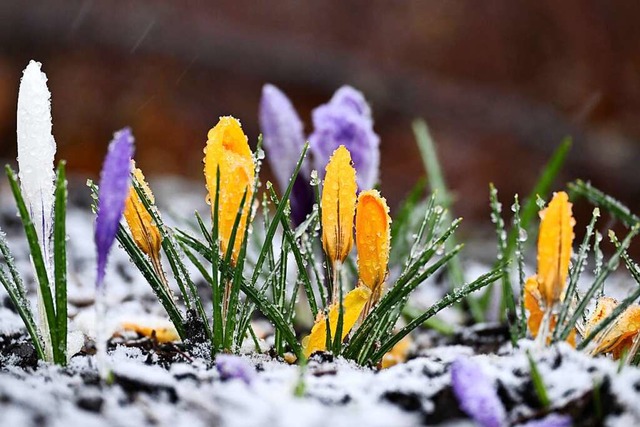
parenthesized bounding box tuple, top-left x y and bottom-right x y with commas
(1, 0, 640, 232)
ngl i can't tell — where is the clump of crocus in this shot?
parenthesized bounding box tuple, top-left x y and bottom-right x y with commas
(204, 116, 255, 263)
(304, 145, 392, 357)
(524, 192, 576, 345)
(94, 127, 135, 377)
(259, 84, 379, 224)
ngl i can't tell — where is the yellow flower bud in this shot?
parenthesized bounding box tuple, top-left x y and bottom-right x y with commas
(321, 145, 357, 264)
(356, 190, 391, 304)
(203, 116, 255, 262)
(124, 163, 162, 257)
(303, 286, 371, 357)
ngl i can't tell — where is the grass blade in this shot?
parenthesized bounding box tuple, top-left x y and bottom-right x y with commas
(53, 162, 67, 364)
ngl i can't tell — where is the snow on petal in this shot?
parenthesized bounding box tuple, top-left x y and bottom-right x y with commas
(203, 116, 255, 262)
(321, 145, 357, 264)
(303, 286, 371, 357)
(16, 60, 57, 252)
(451, 357, 507, 427)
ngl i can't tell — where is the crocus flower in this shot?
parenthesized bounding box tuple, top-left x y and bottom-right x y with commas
(259, 84, 314, 225)
(303, 286, 372, 357)
(95, 128, 135, 287)
(356, 189, 391, 310)
(381, 334, 412, 369)
(451, 357, 507, 427)
(309, 86, 379, 190)
(216, 354, 256, 385)
(584, 297, 640, 359)
(321, 145, 357, 265)
(524, 192, 575, 344)
(203, 116, 255, 263)
(123, 162, 162, 258)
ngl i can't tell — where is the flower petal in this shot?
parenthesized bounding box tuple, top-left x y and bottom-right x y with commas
(203, 116, 255, 262)
(95, 128, 135, 287)
(356, 189, 391, 302)
(536, 192, 575, 305)
(303, 286, 372, 357)
(123, 162, 162, 257)
(321, 145, 357, 263)
(309, 86, 379, 190)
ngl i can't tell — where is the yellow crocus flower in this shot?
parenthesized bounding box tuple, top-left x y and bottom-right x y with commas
(356, 190, 391, 306)
(303, 286, 371, 357)
(524, 191, 575, 344)
(203, 116, 255, 262)
(585, 297, 640, 359)
(321, 145, 357, 265)
(123, 163, 162, 257)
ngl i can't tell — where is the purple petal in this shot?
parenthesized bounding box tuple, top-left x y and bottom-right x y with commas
(95, 128, 134, 287)
(216, 354, 256, 385)
(309, 86, 379, 190)
(259, 84, 314, 224)
(451, 357, 507, 427)
(518, 414, 572, 427)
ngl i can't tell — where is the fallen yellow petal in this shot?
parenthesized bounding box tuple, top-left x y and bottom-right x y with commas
(120, 321, 180, 343)
(203, 116, 255, 262)
(321, 145, 357, 264)
(124, 163, 162, 257)
(381, 334, 412, 369)
(303, 286, 372, 357)
(536, 191, 575, 305)
(356, 190, 391, 304)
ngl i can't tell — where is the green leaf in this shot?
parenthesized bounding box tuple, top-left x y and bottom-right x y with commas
(53, 162, 68, 364)
(527, 350, 550, 408)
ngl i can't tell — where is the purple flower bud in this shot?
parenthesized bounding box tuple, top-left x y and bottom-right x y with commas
(451, 357, 507, 427)
(216, 354, 256, 385)
(95, 128, 134, 287)
(518, 414, 572, 427)
(259, 84, 314, 224)
(309, 86, 379, 190)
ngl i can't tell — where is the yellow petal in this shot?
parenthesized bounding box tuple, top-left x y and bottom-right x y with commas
(321, 145, 357, 263)
(536, 191, 575, 305)
(303, 286, 372, 357)
(584, 296, 618, 337)
(590, 301, 640, 359)
(204, 117, 255, 262)
(356, 190, 391, 303)
(123, 163, 162, 257)
(524, 276, 544, 338)
(120, 321, 180, 343)
(381, 334, 412, 369)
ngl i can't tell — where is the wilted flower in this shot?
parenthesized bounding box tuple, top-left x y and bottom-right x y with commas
(123, 163, 162, 258)
(356, 189, 391, 308)
(524, 192, 575, 344)
(120, 318, 180, 343)
(584, 297, 640, 359)
(321, 145, 357, 266)
(451, 357, 507, 427)
(216, 354, 256, 385)
(95, 128, 135, 287)
(204, 116, 255, 262)
(309, 86, 379, 190)
(303, 286, 371, 357)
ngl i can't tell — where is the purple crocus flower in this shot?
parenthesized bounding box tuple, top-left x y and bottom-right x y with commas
(95, 128, 135, 287)
(216, 354, 256, 385)
(259, 84, 314, 225)
(518, 414, 572, 427)
(309, 85, 379, 191)
(451, 357, 507, 427)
